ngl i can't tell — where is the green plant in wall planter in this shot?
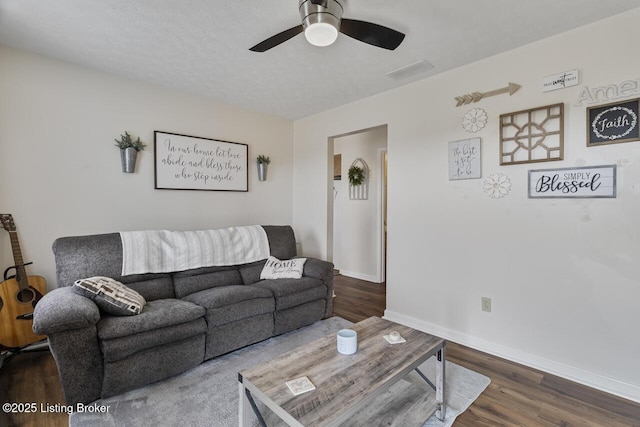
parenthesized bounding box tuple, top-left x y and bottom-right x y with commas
(114, 131, 146, 173)
(257, 154, 271, 181)
(348, 165, 365, 186)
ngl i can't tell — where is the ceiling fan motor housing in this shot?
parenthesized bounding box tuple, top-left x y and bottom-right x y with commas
(299, 0, 343, 31)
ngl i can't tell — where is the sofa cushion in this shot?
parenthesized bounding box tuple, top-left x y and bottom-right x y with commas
(100, 318, 207, 362)
(183, 285, 274, 325)
(173, 269, 244, 298)
(253, 278, 327, 310)
(52, 233, 176, 301)
(239, 262, 266, 285)
(73, 277, 146, 316)
(97, 299, 205, 340)
(262, 225, 297, 259)
(120, 277, 175, 302)
(260, 256, 307, 280)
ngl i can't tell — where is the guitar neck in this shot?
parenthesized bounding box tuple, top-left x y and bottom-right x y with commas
(8, 230, 29, 289)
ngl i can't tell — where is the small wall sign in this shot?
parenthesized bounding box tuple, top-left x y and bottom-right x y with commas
(528, 165, 616, 198)
(448, 138, 481, 180)
(587, 98, 639, 146)
(542, 69, 579, 93)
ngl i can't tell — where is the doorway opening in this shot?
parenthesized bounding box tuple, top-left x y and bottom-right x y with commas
(327, 125, 388, 296)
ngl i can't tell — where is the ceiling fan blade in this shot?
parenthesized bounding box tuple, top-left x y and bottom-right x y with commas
(339, 18, 405, 50)
(249, 25, 304, 52)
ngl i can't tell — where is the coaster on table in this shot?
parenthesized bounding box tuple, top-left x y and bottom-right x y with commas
(286, 376, 316, 396)
(384, 334, 406, 344)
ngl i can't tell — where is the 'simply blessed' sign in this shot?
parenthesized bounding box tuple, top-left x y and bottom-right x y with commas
(528, 165, 616, 198)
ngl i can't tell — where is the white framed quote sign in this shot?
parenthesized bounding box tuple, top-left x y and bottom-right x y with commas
(528, 165, 616, 198)
(448, 138, 481, 180)
(154, 131, 248, 191)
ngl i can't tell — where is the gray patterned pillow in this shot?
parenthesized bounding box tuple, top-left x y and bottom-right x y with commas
(73, 276, 146, 316)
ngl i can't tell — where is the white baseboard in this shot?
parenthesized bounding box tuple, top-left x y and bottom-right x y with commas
(337, 269, 381, 283)
(383, 310, 640, 403)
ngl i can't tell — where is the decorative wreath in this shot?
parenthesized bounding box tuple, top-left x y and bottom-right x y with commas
(348, 166, 365, 186)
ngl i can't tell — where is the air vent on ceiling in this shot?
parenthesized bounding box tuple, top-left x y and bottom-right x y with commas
(386, 60, 434, 81)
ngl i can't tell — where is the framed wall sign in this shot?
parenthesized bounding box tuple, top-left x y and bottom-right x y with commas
(528, 165, 616, 199)
(448, 138, 481, 180)
(154, 131, 248, 191)
(587, 98, 639, 146)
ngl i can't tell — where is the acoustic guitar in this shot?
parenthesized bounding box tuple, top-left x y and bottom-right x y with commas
(0, 214, 46, 348)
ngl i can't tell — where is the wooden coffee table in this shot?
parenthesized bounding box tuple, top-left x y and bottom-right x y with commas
(238, 316, 446, 426)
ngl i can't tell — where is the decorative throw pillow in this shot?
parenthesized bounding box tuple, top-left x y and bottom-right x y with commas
(73, 276, 146, 316)
(260, 256, 307, 280)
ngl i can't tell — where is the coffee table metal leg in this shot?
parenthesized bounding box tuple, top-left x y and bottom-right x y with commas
(239, 375, 267, 427)
(239, 376, 268, 427)
(436, 343, 446, 420)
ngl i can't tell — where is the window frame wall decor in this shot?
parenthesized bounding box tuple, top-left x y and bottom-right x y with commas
(499, 103, 564, 166)
(586, 98, 639, 147)
(154, 131, 248, 192)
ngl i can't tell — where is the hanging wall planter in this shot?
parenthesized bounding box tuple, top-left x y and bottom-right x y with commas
(114, 131, 146, 173)
(121, 147, 138, 173)
(257, 154, 270, 181)
(348, 158, 369, 200)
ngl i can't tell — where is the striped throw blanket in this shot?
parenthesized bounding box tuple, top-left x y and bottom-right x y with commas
(119, 225, 270, 276)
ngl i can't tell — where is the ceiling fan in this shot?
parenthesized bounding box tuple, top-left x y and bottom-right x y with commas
(249, 0, 405, 52)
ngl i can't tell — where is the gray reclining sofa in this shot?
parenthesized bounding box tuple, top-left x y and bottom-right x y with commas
(33, 225, 333, 405)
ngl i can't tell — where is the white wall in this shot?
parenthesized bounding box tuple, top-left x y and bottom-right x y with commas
(293, 9, 640, 402)
(333, 127, 387, 282)
(0, 45, 293, 287)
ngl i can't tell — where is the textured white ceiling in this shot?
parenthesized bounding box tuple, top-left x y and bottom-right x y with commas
(1, 1, 639, 120)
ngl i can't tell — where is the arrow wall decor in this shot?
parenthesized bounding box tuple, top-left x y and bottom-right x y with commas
(455, 82, 521, 107)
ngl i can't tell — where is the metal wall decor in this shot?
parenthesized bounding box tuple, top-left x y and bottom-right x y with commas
(500, 103, 564, 166)
(348, 158, 369, 200)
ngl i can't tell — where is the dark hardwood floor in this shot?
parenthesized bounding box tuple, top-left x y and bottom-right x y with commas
(1, 274, 638, 426)
(331, 274, 640, 427)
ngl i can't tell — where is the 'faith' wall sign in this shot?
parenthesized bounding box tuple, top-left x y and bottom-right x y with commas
(528, 165, 616, 199)
(587, 98, 639, 146)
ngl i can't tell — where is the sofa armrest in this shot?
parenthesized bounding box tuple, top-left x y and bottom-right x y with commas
(33, 287, 101, 335)
(33, 286, 104, 405)
(302, 258, 334, 318)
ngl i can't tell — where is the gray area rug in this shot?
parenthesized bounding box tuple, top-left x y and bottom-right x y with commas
(71, 317, 490, 427)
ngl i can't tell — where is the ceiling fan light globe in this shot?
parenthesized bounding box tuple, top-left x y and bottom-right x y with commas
(304, 22, 338, 47)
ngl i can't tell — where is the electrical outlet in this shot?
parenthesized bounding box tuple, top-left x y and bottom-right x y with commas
(481, 297, 492, 313)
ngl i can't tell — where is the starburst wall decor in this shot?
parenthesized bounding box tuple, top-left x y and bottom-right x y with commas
(462, 108, 488, 133)
(483, 173, 512, 199)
